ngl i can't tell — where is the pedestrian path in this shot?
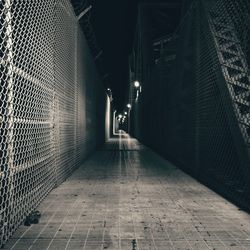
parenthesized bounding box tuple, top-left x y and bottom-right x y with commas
(4, 135, 250, 250)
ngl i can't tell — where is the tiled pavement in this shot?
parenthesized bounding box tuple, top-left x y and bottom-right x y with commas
(4, 135, 250, 250)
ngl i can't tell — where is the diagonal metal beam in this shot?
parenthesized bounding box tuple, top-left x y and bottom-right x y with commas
(77, 5, 92, 21)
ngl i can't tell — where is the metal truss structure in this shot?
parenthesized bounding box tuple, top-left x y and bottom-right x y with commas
(207, 0, 250, 150)
(71, 0, 106, 80)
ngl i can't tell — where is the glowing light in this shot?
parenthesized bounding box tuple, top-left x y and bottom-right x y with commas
(107, 88, 111, 91)
(124, 111, 127, 115)
(118, 114, 122, 119)
(134, 81, 140, 88)
(127, 104, 131, 109)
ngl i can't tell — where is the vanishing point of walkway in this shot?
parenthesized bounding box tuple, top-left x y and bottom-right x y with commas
(4, 135, 250, 250)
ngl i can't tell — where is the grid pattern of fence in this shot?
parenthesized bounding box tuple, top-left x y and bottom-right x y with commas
(0, 0, 106, 247)
(131, 0, 250, 210)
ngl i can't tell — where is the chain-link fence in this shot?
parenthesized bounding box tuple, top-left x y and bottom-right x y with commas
(131, 0, 250, 210)
(0, 0, 106, 246)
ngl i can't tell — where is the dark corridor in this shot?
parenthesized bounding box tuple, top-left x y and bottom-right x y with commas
(0, 0, 250, 249)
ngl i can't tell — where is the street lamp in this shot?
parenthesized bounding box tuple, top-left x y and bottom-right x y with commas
(134, 81, 140, 88)
(127, 103, 131, 109)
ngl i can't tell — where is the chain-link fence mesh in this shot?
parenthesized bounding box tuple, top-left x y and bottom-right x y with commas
(0, 0, 106, 246)
(131, 0, 250, 210)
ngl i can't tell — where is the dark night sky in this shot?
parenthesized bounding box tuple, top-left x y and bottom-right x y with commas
(89, 0, 182, 111)
(91, 0, 137, 111)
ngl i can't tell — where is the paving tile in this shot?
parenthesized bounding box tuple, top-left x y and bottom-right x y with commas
(47, 240, 68, 250)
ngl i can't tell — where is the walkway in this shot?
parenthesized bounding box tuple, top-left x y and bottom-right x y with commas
(4, 135, 250, 250)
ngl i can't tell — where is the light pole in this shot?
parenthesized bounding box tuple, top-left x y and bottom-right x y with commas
(127, 104, 132, 134)
(133, 81, 142, 101)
